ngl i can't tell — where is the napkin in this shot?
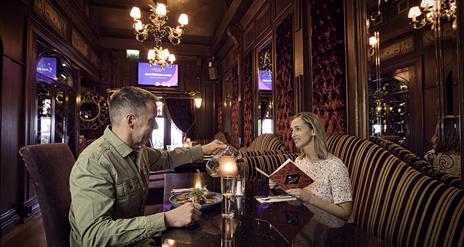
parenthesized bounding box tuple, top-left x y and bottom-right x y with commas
(255, 195, 297, 203)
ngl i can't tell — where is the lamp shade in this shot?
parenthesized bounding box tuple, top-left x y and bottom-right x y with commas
(130, 7, 141, 19)
(194, 97, 202, 108)
(178, 14, 189, 26)
(420, 0, 434, 8)
(156, 3, 167, 16)
(408, 6, 422, 18)
(218, 156, 238, 177)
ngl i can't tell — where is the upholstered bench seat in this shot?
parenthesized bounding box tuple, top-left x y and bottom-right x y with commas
(242, 153, 299, 180)
(328, 135, 464, 247)
(370, 137, 462, 188)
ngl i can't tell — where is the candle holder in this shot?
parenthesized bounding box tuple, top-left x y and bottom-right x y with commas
(218, 155, 238, 218)
(221, 217, 236, 247)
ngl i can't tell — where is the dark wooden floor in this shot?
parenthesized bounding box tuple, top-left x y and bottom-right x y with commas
(0, 204, 164, 247)
(0, 214, 47, 247)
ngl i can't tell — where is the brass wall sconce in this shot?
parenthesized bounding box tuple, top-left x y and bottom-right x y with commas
(408, 0, 457, 30)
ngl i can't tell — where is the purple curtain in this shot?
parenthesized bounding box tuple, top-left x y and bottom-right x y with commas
(164, 98, 195, 137)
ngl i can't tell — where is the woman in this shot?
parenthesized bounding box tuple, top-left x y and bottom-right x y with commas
(424, 116, 461, 176)
(272, 112, 352, 220)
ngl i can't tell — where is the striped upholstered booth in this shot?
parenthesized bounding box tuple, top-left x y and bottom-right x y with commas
(370, 137, 462, 188)
(241, 153, 299, 180)
(239, 149, 289, 157)
(327, 135, 464, 247)
(241, 134, 287, 152)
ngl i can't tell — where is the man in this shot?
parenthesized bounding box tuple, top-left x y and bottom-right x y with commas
(69, 86, 226, 246)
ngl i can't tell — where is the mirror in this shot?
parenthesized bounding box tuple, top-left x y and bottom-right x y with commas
(79, 91, 109, 131)
(366, 0, 461, 177)
(257, 42, 273, 135)
(36, 52, 75, 144)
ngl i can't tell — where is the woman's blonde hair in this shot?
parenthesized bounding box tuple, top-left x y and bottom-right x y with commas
(291, 112, 328, 159)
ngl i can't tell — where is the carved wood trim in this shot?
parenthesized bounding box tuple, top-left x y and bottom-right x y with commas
(345, 0, 369, 137)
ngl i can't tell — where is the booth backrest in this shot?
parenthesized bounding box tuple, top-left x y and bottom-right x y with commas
(327, 135, 464, 247)
(213, 131, 229, 145)
(242, 153, 299, 180)
(370, 137, 462, 188)
(242, 134, 287, 151)
(240, 150, 289, 157)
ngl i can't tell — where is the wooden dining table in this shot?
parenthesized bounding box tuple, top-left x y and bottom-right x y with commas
(160, 172, 392, 247)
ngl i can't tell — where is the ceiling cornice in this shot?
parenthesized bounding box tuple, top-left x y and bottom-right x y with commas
(239, 0, 267, 29)
(211, 0, 242, 52)
(99, 37, 211, 56)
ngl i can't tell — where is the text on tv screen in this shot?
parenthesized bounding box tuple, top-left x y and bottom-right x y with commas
(258, 69, 272, 91)
(36, 56, 57, 83)
(138, 62, 179, 87)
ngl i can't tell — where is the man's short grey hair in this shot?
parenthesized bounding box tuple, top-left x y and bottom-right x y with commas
(108, 86, 158, 126)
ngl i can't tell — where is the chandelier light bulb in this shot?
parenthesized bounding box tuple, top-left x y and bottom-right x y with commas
(130, 7, 141, 19)
(156, 3, 167, 16)
(178, 14, 189, 26)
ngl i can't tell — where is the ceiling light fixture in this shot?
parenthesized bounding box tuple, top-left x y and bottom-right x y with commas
(408, 0, 456, 30)
(130, 2, 188, 67)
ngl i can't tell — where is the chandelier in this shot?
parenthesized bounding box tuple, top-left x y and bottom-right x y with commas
(130, 2, 188, 67)
(408, 0, 456, 30)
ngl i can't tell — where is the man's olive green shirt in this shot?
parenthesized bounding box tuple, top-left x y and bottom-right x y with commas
(69, 126, 203, 246)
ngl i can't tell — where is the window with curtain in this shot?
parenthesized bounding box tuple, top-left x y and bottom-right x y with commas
(150, 101, 183, 150)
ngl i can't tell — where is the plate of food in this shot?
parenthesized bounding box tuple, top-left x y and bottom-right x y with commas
(169, 188, 223, 211)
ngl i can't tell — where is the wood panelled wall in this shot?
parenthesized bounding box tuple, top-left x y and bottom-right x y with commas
(1, 0, 28, 234)
(0, 0, 217, 235)
(0, 0, 100, 235)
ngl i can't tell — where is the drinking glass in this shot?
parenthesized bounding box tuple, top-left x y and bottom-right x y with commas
(221, 176, 236, 218)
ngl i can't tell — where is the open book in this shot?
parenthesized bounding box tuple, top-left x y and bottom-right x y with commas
(255, 159, 314, 190)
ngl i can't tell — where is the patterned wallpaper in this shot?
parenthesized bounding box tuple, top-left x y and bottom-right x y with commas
(230, 65, 240, 148)
(311, 0, 347, 135)
(242, 53, 254, 147)
(274, 15, 295, 152)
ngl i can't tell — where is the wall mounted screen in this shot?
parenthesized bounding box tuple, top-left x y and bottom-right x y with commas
(138, 62, 179, 87)
(36, 56, 57, 83)
(258, 69, 272, 91)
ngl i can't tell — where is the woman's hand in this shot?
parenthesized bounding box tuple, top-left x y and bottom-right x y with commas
(287, 188, 352, 220)
(286, 188, 316, 204)
(268, 178, 277, 189)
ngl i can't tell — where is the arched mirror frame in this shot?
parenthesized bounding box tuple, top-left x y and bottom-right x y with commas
(25, 20, 82, 158)
(345, 0, 464, 179)
(33, 47, 79, 154)
(254, 35, 274, 136)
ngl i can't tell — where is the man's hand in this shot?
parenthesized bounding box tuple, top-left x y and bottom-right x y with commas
(201, 140, 227, 154)
(164, 202, 202, 227)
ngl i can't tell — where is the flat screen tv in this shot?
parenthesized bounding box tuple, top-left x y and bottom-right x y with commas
(138, 62, 179, 87)
(36, 56, 57, 83)
(258, 69, 272, 91)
